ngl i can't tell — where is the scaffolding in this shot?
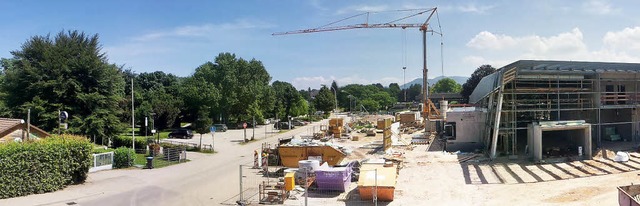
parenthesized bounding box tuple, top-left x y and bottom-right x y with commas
(480, 65, 640, 159)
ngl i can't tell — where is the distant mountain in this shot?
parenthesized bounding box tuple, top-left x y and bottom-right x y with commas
(401, 76, 468, 89)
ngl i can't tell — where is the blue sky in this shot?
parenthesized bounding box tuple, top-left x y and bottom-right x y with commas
(1, 0, 640, 90)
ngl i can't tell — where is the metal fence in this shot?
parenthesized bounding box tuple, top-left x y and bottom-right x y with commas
(162, 147, 187, 162)
(219, 163, 388, 206)
(89, 151, 114, 173)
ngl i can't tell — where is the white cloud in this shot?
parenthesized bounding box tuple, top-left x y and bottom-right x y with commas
(335, 4, 389, 15)
(464, 27, 640, 69)
(467, 28, 587, 55)
(603, 27, 640, 52)
(582, 0, 617, 15)
(466, 31, 517, 50)
(133, 19, 274, 42)
(457, 3, 495, 14)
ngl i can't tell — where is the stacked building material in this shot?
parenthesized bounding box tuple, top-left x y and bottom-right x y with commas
(329, 118, 344, 137)
(378, 118, 393, 151)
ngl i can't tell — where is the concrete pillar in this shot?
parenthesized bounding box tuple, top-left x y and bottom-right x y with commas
(584, 126, 593, 160)
(533, 125, 543, 162)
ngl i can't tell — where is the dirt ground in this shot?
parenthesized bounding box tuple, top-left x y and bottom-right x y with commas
(282, 116, 640, 205)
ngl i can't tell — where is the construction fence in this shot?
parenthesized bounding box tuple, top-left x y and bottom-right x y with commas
(220, 163, 390, 205)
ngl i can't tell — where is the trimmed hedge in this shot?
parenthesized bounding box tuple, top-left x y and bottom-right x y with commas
(0, 135, 92, 199)
(112, 135, 148, 151)
(113, 147, 135, 168)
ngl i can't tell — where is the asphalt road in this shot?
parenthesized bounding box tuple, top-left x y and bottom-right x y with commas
(0, 120, 329, 206)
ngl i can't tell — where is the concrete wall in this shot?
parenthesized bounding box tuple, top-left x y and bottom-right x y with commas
(527, 122, 592, 162)
(446, 110, 486, 144)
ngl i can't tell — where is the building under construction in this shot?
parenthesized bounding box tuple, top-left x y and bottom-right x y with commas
(469, 60, 640, 161)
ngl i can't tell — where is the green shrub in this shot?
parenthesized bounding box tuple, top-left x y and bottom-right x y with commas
(93, 147, 114, 154)
(0, 135, 92, 199)
(112, 135, 148, 151)
(113, 147, 135, 168)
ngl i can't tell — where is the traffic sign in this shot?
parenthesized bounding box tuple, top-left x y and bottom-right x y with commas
(210, 126, 216, 133)
(243, 122, 247, 129)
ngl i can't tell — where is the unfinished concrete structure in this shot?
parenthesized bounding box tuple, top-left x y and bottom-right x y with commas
(470, 60, 640, 161)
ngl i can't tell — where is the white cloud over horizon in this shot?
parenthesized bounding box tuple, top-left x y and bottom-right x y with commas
(464, 26, 640, 69)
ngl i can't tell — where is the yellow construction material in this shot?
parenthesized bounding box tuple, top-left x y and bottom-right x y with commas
(377, 118, 393, 130)
(284, 172, 295, 191)
(278, 146, 347, 168)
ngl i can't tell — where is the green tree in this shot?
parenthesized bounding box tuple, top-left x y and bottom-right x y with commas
(193, 109, 213, 146)
(2, 30, 124, 141)
(406, 84, 422, 102)
(387, 83, 401, 102)
(192, 53, 272, 124)
(313, 86, 335, 113)
(461, 65, 496, 103)
(179, 76, 219, 124)
(136, 72, 182, 130)
(341, 84, 395, 112)
(272, 81, 300, 120)
(431, 78, 462, 93)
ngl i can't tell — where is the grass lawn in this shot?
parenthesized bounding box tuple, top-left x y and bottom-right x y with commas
(133, 153, 181, 168)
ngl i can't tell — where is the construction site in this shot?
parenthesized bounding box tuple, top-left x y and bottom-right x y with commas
(227, 60, 640, 206)
(231, 6, 640, 206)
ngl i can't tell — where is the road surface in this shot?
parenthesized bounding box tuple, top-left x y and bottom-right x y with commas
(0, 120, 330, 206)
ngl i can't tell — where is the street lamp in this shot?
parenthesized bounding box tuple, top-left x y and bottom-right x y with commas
(150, 112, 157, 143)
(341, 90, 353, 113)
(330, 87, 338, 112)
(403, 66, 407, 102)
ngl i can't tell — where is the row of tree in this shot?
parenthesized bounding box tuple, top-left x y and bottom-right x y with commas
(0, 30, 497, 142)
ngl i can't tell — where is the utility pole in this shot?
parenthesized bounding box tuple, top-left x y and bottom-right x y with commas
(132, 78, 135, 151)
(27, 109, 30, 141)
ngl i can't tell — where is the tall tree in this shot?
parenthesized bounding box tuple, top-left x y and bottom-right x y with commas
(387, 83, 401, 102)
(432, 78, 462, 93)
(179, 76, 219, 124)
(313, 86, 335, 113)
(136, 71, 182, 130)
(2, 30, 124, 140)
(193, 53, 272, 124)
(461, 65, 496, 102)
(272, 81, 300, 120)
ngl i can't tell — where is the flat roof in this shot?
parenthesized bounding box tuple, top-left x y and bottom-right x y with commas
(469, 60, 640, 103)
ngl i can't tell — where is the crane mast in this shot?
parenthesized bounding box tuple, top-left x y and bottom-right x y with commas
(273, 7, 441, 133)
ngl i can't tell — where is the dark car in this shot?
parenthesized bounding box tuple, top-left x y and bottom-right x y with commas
(213, 124, 228, 132)
(168, 129, 193, 139)
(274, 121, 294, 130)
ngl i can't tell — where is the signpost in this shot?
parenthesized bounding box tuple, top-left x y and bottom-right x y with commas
(210, 126, 216, 151)
(243, 122, 248, 142)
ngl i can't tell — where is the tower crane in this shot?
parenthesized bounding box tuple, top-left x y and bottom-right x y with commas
(273, 7, 443, 132)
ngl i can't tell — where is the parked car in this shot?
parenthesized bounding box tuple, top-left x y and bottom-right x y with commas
(213, 124, 228, 132)
(274, 121, 294, 129)
(292, 120, 308, 126)
(168, 129, 193, 139)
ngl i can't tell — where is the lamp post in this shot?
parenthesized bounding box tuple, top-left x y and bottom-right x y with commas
(330, 87, 338, 112)
(341, 90, 352, 113)
(150, 112, 157, 143)
(403, 66, 407, 102)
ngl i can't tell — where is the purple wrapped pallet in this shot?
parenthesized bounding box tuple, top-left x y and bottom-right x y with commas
(315, 167, 351, 192)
